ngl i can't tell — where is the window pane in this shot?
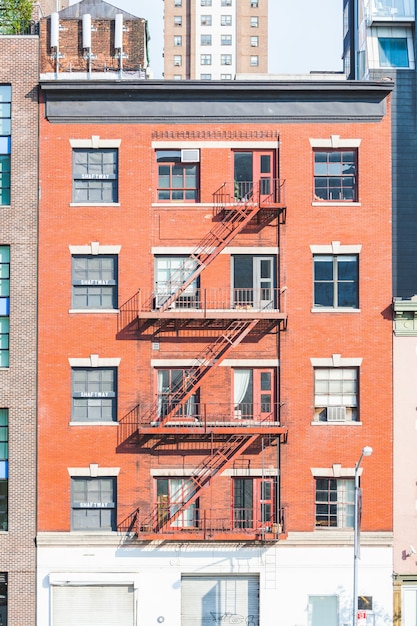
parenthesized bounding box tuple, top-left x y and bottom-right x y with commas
(379, 37, 409, 67)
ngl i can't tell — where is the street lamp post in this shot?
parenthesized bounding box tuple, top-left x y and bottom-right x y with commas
(353, 446, 373, 626)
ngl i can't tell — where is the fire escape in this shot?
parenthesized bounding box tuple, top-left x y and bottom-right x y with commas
(118, 178, 288, 542)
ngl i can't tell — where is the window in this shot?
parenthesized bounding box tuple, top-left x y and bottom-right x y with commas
(313, 150, 357, 201)
(200, 74, 212, 80)
(221, 54, 232, 65)
(155, 255, 199, 308)
(221, 0, 232, 4)
(221, 15, 232, 25)
(174, 75, 182, 80)
(221, 74, 232, 80)
(0, 410, 8, 531)
(0, 247, 9, 368)
(201, 15, 212, 25)
(72, 367, 117, 422)
(233, 478, 275, 529)
(251, 16, 259, 26)
(72, 149, 118, 203)
(250, 36, 259, 46)
(233, 368, 275, 420)
(174, 55, 182, 66)
(156, 150, 199, 202)
(201, 34, 212, 46)
(379, 37, 409, 67)
(251, 0, 259, 6)
(156, 478, 197, 528)
(201, 0, 212, 4)
(313, 254, 358, 308)
(314, 368, 358, 422)
(250, 55, 259, 66)
(174, 35, 182, 46)
(200, 53, 212, 65)
(174, 0, 182, 5)
(72, 255, 117, 310)
(0, 86, 11, 206)
(157, 368, 199, 417)
(174, 15, 182, 26)
(315, 478, 354, 527)
(0, 573, 6, 626)
(71, 477, 116, 530)
(308, 595, 338, 626)
(221, 34, 232, 45)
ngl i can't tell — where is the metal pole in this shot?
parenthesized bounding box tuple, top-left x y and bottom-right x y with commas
(353, 446, 372, 626)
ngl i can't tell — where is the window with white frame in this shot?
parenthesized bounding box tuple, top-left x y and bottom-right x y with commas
(308, 595, 338, 626)
(174, 35, 182, 46)
(314, 367, 358, 422)
(71, 477, 116, 530)
(174, 55, 182, 66)
(221, 74, 232, 80)
(250, 55, 259, 66)
(250, 36, 259, 46)
(201, 34, 212, 46)
(201, 14, 212, 25)
(221, 0, 232, 4)
(72, 367, 117, 422)
(250, 16, 259, 26)
(251, 0, 259, 6)
(200, 74, 212, 80)
(200, 53, 212, 65)
(72, 255, 117, 310)
(155, 256, 199, 308)
(72, 149, 118, 203)
(174, 15, 182, 26)
(313, 254, 358, 309)
(221, 14, 232, 25)
(315, 478, 354, 528)
(174, 0, 182, 5)
(174, 75, 182, 80)
(156, 477, 198, 528)
(201, 0, 212, 4)
(221, 54, 232, 65)
(221, 34, 232, 45)
(313, 149, 357, 201)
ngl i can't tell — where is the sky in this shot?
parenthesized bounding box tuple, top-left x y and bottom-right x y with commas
(72, 0, 344, 78)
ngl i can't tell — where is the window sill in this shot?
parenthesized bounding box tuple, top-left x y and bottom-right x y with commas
(69, 203, 121, 207)
(69, 309, 119, 314)
(311, 307, 360, 313)
(311, 420, 362, 426)
(312, 201, 361, 207)
(152, 202, 213, 208)
(69, 421, 119, 426)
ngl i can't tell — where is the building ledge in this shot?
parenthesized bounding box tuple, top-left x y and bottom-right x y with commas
(285, 530, 393, 547)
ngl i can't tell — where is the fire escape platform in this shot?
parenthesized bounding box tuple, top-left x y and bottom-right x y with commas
(137, 309, 287, 321)
(132, 528, 282, 542)
(136, 422, 288, 436)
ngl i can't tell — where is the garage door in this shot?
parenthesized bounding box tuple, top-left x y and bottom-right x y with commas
(52, 585, 134, 626)
(181, 575, 259, 626)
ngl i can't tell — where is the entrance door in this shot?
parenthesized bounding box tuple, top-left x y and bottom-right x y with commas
(233, 368, 275, 420)
(233, 255, 275, 309)
(234, 151, 274, 202)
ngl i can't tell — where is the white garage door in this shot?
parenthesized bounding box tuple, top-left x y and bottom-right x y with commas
(52, 585, 134, 626)
(181, 575, 259, 626)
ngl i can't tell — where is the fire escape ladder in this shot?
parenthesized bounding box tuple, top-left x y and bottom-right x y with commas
(155, 319, 259, 426)
(149, 433, 259, 533)
(157, 184, 261, 312)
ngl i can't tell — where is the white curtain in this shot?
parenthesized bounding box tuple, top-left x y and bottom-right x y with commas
(234, 370, 251, 405)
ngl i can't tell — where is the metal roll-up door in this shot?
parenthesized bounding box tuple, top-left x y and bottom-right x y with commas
(181, 575, 259, 626)
(52, 584, 134, 626)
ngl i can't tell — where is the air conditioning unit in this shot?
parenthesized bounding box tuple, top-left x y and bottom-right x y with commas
(224, 60, 232, 65)
(174, 61, 181, 66)
(181, 149, 200, 162)
(327, 406, 347, 422)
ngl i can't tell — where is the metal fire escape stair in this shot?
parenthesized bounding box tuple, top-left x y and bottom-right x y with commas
(148, 318, 259, 427)
(142, 433, 259, 533)
(157, 183, 263, 312)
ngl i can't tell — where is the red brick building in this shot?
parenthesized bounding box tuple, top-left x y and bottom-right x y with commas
(36, 71, 393, 626)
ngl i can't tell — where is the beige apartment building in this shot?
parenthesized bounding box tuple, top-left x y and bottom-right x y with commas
(164, 0, 268, 79)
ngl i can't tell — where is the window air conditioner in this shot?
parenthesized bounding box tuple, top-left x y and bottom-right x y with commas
(174, 61, 181, 66)
(326, 406, 347, 422)
(181, 149, 200, 162)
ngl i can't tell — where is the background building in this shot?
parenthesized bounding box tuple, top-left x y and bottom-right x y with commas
(163, 0, 268, 80)
(37, 8, 394, 613)
(0, 32, 39, 626)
